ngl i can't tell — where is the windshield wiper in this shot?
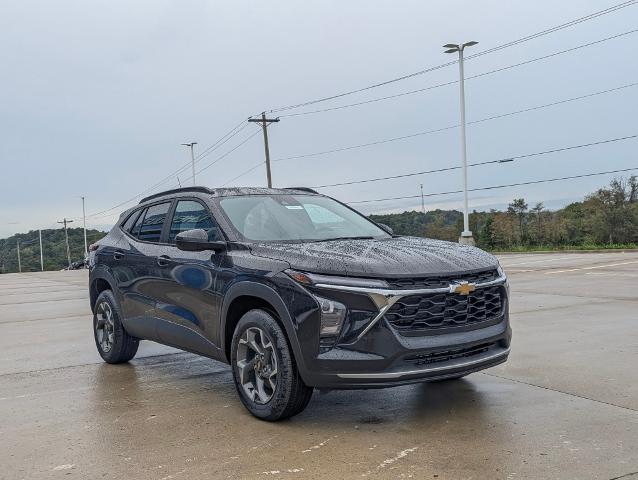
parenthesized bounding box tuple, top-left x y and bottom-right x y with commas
(312, 236, 375, 242)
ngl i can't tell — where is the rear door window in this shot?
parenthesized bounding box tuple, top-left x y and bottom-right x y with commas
(138, 202, 171, 243)
(121, 210, 140, 233)
(168, 200, 222, 243)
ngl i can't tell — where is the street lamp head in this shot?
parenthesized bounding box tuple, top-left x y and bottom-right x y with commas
(444, 48, 459, 53)
(463, 40, 479, 47)
(443, 43, 459, 49)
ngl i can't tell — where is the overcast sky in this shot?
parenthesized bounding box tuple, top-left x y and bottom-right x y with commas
(1, 0, 637, 237)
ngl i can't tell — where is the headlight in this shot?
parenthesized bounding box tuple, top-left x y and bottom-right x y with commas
(496, 263, 510, 295)
(497, 264, 505, 277)
(314, 295, 346, 336)
(311, 294, 346, 352)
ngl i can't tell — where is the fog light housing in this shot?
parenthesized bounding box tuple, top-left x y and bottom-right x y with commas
(313, 294, 346, 351)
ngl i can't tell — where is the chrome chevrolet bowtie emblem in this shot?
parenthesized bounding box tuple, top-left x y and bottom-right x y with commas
(450, 281, 476, 296)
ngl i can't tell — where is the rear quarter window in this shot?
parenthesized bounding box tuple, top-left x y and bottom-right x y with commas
(121, 210, 140, 233)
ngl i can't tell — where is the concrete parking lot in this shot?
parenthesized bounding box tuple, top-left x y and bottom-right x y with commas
(1, 252, 637, 480)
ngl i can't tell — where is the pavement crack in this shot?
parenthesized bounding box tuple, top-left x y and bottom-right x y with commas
(482, 372, 638, 413)
(609, 471, 638, 480)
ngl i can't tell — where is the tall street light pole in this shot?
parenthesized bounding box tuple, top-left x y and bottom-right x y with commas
(181, 142, 198, 186)
(444, 40, 478, 245)
(81, 196, 88, 259)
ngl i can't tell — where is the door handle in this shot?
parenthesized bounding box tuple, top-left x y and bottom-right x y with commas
(157, 255, 171, 267)
(113, 250, 125, 260)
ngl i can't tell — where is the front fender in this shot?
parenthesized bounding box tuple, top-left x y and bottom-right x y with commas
(220, 280, 311, 382)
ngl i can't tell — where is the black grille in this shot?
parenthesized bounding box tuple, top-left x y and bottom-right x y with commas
(385, 286, 503, 334)
(385, 269, 499, 290)
(404, 342, 496, 367)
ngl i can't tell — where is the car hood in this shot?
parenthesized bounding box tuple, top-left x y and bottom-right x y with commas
(248, 236, 498, 278)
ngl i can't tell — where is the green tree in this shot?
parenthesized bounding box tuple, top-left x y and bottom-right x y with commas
(507, 198, 528, 244)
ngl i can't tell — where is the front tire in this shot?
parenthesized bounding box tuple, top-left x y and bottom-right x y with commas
(231, 309, 313, 421)
(93, 290, 139, 364)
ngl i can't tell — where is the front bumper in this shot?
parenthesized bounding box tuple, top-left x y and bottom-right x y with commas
(302, 316, 511, 389)
(291, 272, 511, 389)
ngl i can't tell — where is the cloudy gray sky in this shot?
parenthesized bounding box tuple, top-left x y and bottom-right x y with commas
(1, 0, 637, 237)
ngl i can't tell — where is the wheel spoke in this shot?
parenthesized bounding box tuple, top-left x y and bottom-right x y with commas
(236, 358, 256, 385)
(263, 340, 273, 365)
(255, 377, 270, 403)
(245, 382, 258, 402)
(245, 329, 264, 355)
(266, 369, 277, 391)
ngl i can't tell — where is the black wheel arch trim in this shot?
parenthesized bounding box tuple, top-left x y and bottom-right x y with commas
(220, 280, 309, 380)
(89, 266, 122, 312)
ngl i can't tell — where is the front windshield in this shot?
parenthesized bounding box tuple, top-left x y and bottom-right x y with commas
(218, 194, 390, 242)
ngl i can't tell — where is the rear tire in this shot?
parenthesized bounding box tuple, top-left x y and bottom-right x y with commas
(231, 309, 313, 421)
(93, 290, 139, 364)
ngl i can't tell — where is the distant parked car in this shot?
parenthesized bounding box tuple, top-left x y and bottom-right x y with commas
(64, 259, 86, 270)
(89, 186, 511, 420)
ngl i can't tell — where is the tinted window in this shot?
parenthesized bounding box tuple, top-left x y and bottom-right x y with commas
(138, 202, 171, 242)
(169, 200, 221, 243)
(131, 208, 146, 237)
(218, 194, 389, 242)
(121, 210, 140, 233)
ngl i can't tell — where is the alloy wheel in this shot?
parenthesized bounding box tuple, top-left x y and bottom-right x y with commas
(236, 327, 278, 404)
(95, 301, 115, 353)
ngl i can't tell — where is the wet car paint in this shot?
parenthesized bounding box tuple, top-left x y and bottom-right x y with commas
(89, 187, 509, 389)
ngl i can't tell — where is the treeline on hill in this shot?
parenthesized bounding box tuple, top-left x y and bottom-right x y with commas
(0, 228, 106, 273)
(371, 176, 638, 251)
(1, 177, 636, 273)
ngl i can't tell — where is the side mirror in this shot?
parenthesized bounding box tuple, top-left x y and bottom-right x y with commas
(175, 229, 226, 252)
(377, 223, 394, 235)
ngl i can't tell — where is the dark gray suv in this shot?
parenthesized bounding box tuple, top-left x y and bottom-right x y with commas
(89, 186, 511, 420)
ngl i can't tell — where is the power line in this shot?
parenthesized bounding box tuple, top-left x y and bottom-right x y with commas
(313, 134, 638, 188)
(194, 119, 248, 161)
(183, 129, 262, 182)
(86, 121, 254, 219)
(221, 161, 266, 187)
(279, 28, 638, 118)
(93, 129, 263, 214)
(121, 121, 250, 201)
(348, 167, 638, 204)
(273, 81, 638, 162)
(265, 0, 637, 113)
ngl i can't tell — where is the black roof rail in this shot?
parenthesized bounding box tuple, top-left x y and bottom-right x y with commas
(285, 187, 319, 194)
(139, 187, 214, 204)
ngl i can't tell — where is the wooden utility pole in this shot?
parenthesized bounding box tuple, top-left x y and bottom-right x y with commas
(57, 218, 73, 268)
(16, 239, 21, 273)
(248, 112, 280, 187)
(39, 229, 44, 271)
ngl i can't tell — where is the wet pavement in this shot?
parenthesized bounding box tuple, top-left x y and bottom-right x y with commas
(1, 252, 637, 479)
